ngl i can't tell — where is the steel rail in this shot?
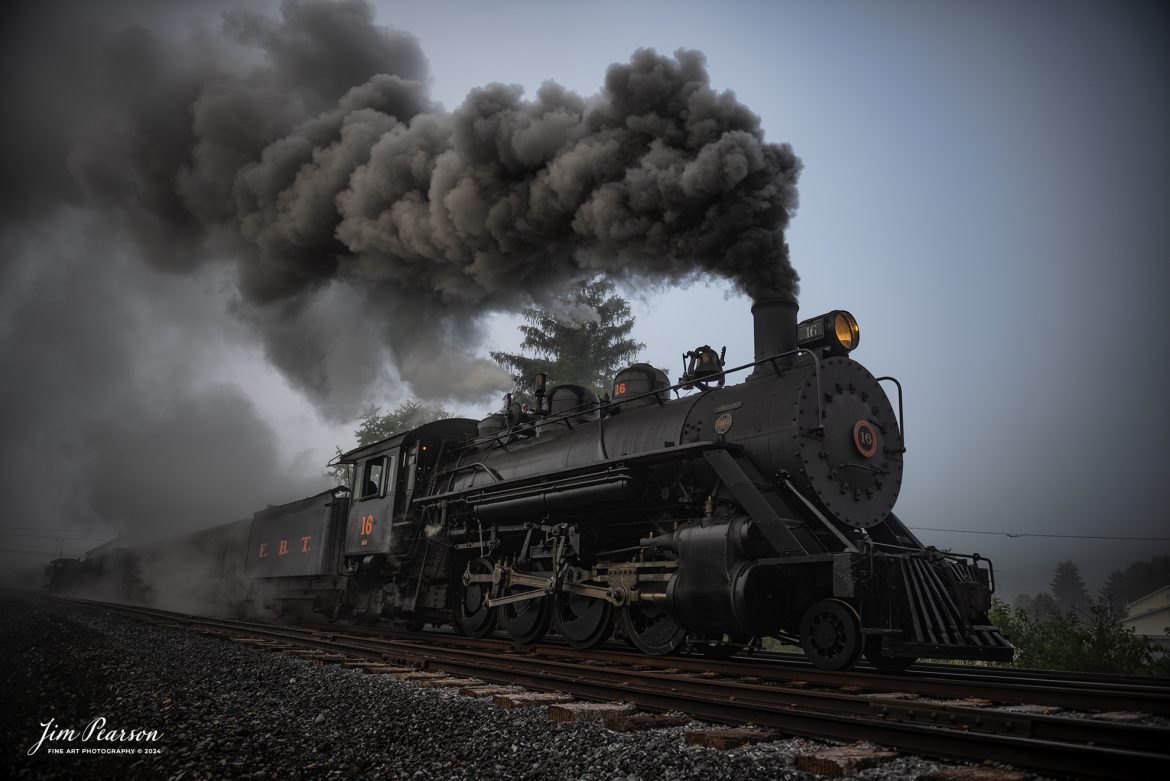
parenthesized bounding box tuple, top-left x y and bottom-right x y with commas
(50, 592, 1170, 714)
(52, 596, 1170, 780)
(235, 619, 1170, 716)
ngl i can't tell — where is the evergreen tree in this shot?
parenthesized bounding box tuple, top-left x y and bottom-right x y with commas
(1050, 560, 1092, 617)
(327, 400, 451, 486)
(1101, 555, 1170, 614)
(1029, 592, 1060, 619)
(1014, 593, 1034, 613)
(352, 400, 451, 447)
(490, 279, 644, 398)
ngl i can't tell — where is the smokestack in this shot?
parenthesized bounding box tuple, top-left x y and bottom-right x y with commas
(750, 297, 798, 377)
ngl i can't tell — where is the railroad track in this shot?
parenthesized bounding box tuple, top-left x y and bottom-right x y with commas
(55, 596, 1170, 779)
(323, 624, 1170, 717)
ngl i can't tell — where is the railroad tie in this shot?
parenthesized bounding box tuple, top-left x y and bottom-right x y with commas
(344, 663, 414, 674)
(416, 678, 484, 689)
(547, 702, 637, 724)
(492, 692, 575, 709)
(1090, 711, 1147, 723)
(394, 671, 448, 682)
(794, 747, 898, 777)
(231, 637, 286, 647)
(278, 650, 351, 665)
(458, 685, 526, 698)
(684, 727, 784, 750)
(602, 712, 691, 732)
(917, 767, 1033, 781)
(863, 692, 920, 701)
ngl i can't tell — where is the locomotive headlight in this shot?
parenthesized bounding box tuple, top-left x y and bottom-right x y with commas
(833, 311, 859, 350)
(797, 310, 860, 354)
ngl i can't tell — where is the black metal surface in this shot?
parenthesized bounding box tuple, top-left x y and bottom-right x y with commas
(703, 449, 809, 555)
(246, 490, 343, 578)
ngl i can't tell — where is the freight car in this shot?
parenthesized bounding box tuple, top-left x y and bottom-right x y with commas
(44, 507, 334, 618)
(43, 557, 81, 592)
(45, 520, 250, 613)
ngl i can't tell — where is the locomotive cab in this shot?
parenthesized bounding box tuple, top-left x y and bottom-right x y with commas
(334, 418, 478, 623)
(338, 418, 478, 564)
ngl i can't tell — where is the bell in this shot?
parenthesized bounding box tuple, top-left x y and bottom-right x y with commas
(690, 345, 723, 380)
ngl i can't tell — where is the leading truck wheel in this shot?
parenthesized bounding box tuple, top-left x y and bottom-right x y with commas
(799, 599, 864, 671)
(456, 558, 497, 638)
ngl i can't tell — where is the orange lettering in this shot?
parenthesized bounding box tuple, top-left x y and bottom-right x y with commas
(258, 543, 267, 558)
(360, 515, 374, 535)
(301, 535, 311, 553)
(278, 540, 288, 556)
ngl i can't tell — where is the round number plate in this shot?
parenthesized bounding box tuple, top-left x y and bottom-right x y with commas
(714, 413, 733, 435)
(853, 419, 878, 458)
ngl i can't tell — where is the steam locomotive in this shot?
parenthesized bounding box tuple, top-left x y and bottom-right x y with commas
(51, 298, 1013, 672)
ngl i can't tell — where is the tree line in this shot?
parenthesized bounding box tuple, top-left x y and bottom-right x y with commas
(990, 558, 1170, 676)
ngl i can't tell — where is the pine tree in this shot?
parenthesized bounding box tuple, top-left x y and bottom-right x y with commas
(490, 279, 644, 398)
(327, 400, 451, 486)
(352, 400, 451, 447)
(1100, 555, 1170, 614)
(1050, 560, 1092, 617)
(1029, 592, 1061, 619)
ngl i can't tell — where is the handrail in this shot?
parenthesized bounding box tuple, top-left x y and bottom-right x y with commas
(456, 347, 829, 452)
(876, 375, 906, 451)
(444, 461, 502, 483)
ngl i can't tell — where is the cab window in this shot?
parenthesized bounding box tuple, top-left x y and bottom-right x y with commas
(359, 457, 386, 499)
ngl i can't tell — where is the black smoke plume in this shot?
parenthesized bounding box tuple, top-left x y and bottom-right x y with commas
(0, 1, 801, 557)
(3, 0, 801, 410)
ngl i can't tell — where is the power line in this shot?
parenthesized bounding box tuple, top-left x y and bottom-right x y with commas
(995, 568, 1115, 575)
(0, 547, 87, 557)
(909, 527, 1170, 542)
(0, 526, 113, 536)
(0, 530, 114, 542)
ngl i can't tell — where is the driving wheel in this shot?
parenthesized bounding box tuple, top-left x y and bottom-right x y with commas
(617, 597, 686, 655)
(455, 558, 497, 638)
(500, 569, 551, 644)
(554, 590, 614, 650)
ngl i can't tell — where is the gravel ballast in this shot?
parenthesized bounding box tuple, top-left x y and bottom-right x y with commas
(1, 594, 1006, 780)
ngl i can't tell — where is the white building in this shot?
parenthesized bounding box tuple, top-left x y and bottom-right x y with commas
(1122, 586, 1170, 649)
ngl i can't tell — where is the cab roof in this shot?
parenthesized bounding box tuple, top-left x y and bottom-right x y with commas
(337, 417, 477, 464)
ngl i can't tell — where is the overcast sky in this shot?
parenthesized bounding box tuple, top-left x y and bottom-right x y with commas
(1, 0, 1166, 599)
